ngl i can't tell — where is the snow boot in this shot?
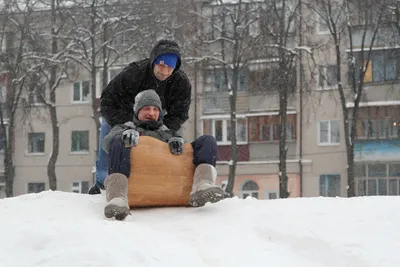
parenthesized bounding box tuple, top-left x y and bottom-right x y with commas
(104, 173, 131, 220)
(88, 184, 101, 195)
(189, 164, 225, 207)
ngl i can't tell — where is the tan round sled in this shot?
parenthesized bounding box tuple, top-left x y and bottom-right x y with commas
(128, 136, 195, 207)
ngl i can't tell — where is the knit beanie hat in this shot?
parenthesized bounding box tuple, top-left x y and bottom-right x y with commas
(133, 89, 162, 115)
(153, 53, 178, 69)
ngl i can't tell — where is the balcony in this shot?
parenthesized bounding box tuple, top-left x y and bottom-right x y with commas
(202, 92, 249, 114)
(354, 140, 400, 162)
(350, 106, 399, 143)
(347, 48, 400, 99)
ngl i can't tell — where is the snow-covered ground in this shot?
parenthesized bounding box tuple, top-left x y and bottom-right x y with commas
(0, 191, 399, 267)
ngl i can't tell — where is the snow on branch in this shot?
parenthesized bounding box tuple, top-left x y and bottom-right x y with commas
(203, 37, 235, 44)
(185, 55, 232, 67)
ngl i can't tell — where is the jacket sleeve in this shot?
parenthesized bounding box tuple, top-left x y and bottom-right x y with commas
(102, 124, 131, 153)
(100, 65, 138, 127)
(163, 72, 191, 132)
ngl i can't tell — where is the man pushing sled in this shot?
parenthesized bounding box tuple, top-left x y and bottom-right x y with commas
(101, 89, 225, 220)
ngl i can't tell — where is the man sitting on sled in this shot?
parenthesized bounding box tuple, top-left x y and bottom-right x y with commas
(101, 89, 225, 220)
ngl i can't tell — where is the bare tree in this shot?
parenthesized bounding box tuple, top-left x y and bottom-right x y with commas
(0, 0, 41, 197)
(191, 0, 307, 198)
(264, 0, 300, 198)
(63, 0, 140, 149)
(189, 0, 269, 196)
(23, 0, 74, 190)
(306, 0, 390, 197)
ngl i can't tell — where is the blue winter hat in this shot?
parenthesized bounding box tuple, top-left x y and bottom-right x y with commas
(153, 53, 178, 69)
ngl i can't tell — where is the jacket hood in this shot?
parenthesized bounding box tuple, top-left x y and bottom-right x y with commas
(149, 39, 182, 71)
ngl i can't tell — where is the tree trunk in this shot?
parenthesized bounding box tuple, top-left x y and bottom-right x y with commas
(225, 71, 238, 196)
(47, 95, 59, 190)
(278, 61, 289, 198)
(4, 103, 15, 197)
(278, 91, 289, 198)
(277, 0, 290, 199)
(47, 0, 59, 190)
(90, 1, 101, 154)
(219, 12, 239, 197)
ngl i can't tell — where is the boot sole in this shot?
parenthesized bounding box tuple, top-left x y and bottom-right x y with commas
(189, 187, 225, 207)
(104, 204, 131, 221)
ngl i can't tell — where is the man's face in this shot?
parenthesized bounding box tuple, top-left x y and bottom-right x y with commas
(137, 106, 160, 121)
(153, 63, 174, 81)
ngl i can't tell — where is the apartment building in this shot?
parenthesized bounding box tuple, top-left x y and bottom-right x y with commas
(1, 0, 399, 199)
(192, 0, 400, 198)
(190, 0, 303, 199)
(0, 0, 192, 198)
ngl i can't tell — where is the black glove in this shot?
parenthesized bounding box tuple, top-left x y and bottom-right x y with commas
(122, 129, 140, 147)
(168, 137, 185, 155)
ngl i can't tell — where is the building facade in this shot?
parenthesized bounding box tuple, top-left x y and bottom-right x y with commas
(1, 0, 399, 199)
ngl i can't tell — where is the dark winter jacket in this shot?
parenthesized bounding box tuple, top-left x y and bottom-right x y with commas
(102, 117, 181, 153)
(100, 39, 192, 132)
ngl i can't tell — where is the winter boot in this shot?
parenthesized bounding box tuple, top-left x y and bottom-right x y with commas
(189, 164, 225, 207)
(88, 184, 101, 195)
(104, 173, 131, 220)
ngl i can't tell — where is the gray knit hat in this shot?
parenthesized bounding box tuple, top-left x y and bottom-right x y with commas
(133, 89, 162, 115)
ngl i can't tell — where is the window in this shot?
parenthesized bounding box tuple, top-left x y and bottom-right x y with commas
(112, 31, 130, 47)
(316, 7, 339, 34)
(368, 163, 387, 177)
(319, 174, 341, 197)
(351, 26, 399, 48)
(203, 95, 227, 113)
(388, 119, 399, 138)
(28, 85, 45, 104)
(201, 6, 213, 39)
(356, 117, 399, 139)
(249, 19, 260, 37)
(203, 68, 248, 92)
(248, 114, 296, 142)
(355, 163, 400, 196)
(71, 181, 89, 194)
(389, 164, 400, 177)
(266, 192, 278, 199)
(249, 65, 296, 93)
(227, 119, 247, 143)
(27, 73, 45, 104)
(317, 14, 329, 33)
(285, 122, 295, 141)
(351, 27, 375, 48)
(318, 65, 338, 89)
(28, 182, 45, 193)
(242, 180, 259, 199)
(318, 120, 340, 145)
(72, 81, 90, 103)
(71, 131, 89, 152)
(348, 49, 400, 83)
(248, 4, 260, 37)
(361, 119, 377, 138)
(28, 132, 45, 154)
(264, 1, 295, 35)
(202, 118, 247, 144)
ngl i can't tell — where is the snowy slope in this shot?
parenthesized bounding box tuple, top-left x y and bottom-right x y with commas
(0, 191, 399, 267)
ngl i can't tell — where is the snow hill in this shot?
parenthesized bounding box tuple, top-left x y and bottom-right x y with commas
(0, 191, 399, 267)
